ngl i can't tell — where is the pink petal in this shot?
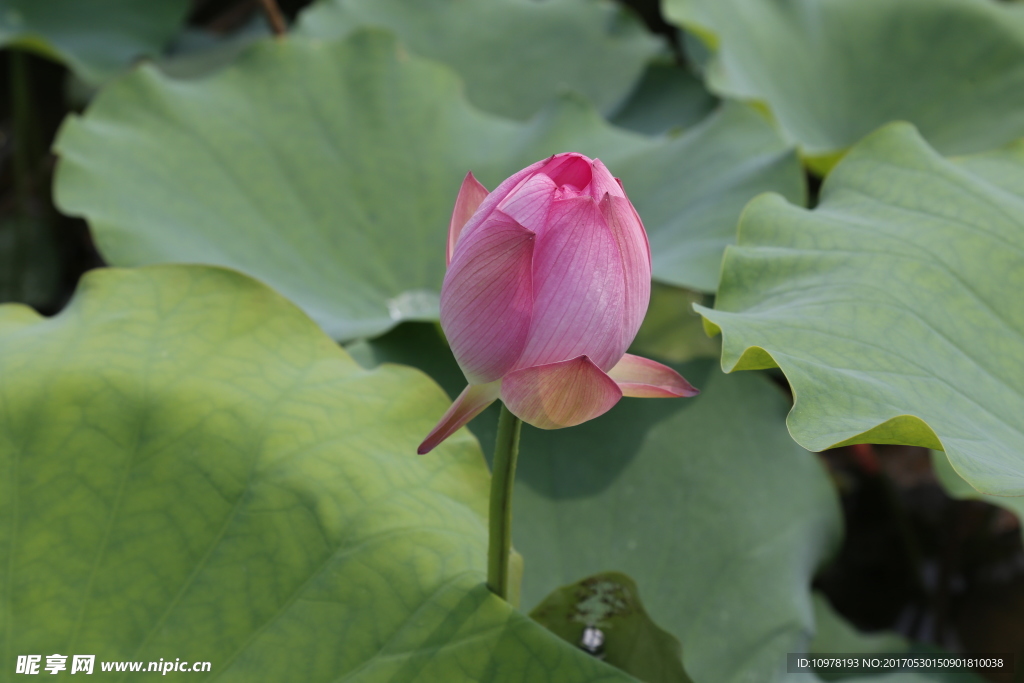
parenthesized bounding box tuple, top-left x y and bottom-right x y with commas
(601, 194, 652, 348)
(447, 172, 489, 267)
(496, 173, 556, 233)
(501, 356, 622, 430)
(418, 382, 501, 454)
(441, 213, 535, 384)
(588, 159, 626, 200)
(515, 197, 627, 372)
(607, 354, 700, 398)
(455, 157, 550, 247)
(539, 154, 593, 190)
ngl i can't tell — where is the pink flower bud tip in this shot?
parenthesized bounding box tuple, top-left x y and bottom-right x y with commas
(419, 153, 698, 454)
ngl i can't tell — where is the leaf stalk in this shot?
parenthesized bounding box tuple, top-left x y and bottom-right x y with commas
(258, 0, 287, 37)
(9, 50, 36, 301)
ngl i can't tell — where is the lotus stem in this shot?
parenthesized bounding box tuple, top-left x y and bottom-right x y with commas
(487, 404, 522, 600)
(258, 0, 287, 36)
(10, 50, 34, 301)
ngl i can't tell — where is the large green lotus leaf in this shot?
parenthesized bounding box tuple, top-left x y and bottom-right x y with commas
(156, 18, 271, 80)
(349, 325, 842, 683)
(663, 0, 1024, 170)
(697, 123, 1024, 495)
(294, 0, 660, 120)
(54, 31, 803, 342)
(0, 265, 634, 683)
(0, 0, 189, 83)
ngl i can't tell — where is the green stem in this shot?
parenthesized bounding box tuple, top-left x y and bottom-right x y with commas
(10, 51, 33, 206)
(487, 404, 522, 600)
(9, 50, 35, 301)
(258, 0, 288, 36)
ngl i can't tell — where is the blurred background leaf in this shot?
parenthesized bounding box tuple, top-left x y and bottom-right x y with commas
(627, 284, 719, 364)
(0, 0, 190, 83)
(295, 0, 660, 120)
(54, 30, 802, 342)
(664, 0, 1024, 173)
(156, 14, 270, 80)
(608, 58, 717, 136)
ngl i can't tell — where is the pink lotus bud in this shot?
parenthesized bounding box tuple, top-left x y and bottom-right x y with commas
(419, 153, 698, 454)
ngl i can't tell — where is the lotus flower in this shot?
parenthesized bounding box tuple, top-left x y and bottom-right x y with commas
(418, 153, 698, 454)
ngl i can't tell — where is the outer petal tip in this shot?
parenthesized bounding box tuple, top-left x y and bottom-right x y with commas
(418, 382, 501, 454)
(589, 159, 625, 199)
(607, 354, 699, 398)
(447, 172, 489, 267)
